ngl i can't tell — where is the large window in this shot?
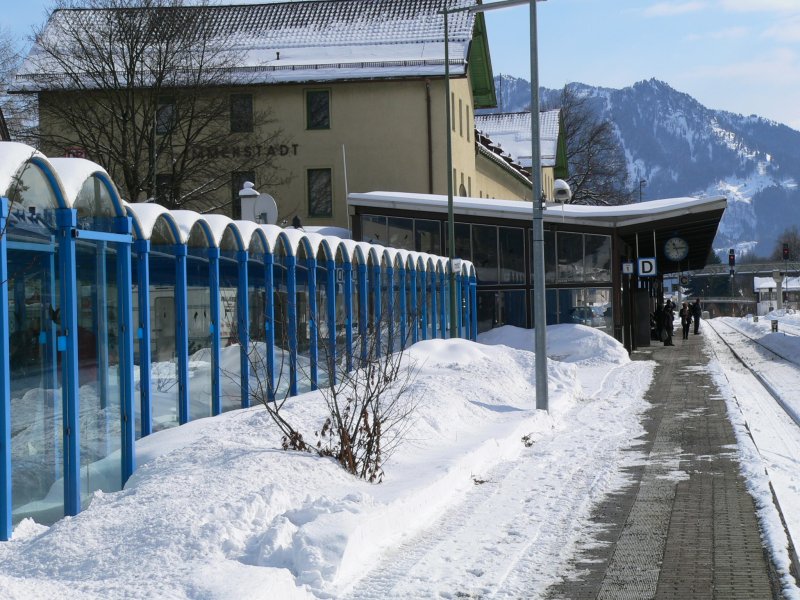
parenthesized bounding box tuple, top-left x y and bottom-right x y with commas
(415, 219, 440, 254)
(362, 215, 387, 245)
(557, 232, 584, 282)
(584, 234, 612, 281)
(307, 168, 333, 218)
(231, 171, 255, 220)
(388, 217, 414, 251)
(499, 227, 525, 284)
(472, 224, 498, 285)
(230, 94, 253, 133)
(156, 96, 175, 135)
(306, 90, 330, 130)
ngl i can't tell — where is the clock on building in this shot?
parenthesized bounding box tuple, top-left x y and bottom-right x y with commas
(664, 236, 689, 262)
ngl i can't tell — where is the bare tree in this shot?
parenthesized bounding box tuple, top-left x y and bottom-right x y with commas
(0, 28, 38, 143)
(15, 0, 290, 210)
(241, 302, 420, 483)
(547, 84, 633, 206)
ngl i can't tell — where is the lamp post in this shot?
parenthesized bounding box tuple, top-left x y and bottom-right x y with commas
(639, 179, 646, 203)
(442, 0, 549, 409)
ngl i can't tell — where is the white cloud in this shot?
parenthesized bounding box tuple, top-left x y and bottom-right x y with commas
(686, 26, 749, 41)
(643, 2, 707, 17)
(763, 18, 800, 42)
(719, 0, 800, 13)
(687, 47, 800, 87)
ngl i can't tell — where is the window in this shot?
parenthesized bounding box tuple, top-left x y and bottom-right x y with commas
(230, 94, 253, 133)
(306, 90, 330, 129)
(472, 224, 499, 284)
(459, 98, 463, 137)
(362, 215, 387, 245)
(466, 105, 470, 141)
(155, 173, 178, 206)
(557, 232, 584, 282)
(584, 234, 612, 281)
(499, 227, 525, 284)
(451, 93, 455, 130)
(414, 219, 440, 254)
(388, 217, 414, 250)
(307, 168, 332, 217)
(231, 171, 255, 220)
(156, 96, 175, 135)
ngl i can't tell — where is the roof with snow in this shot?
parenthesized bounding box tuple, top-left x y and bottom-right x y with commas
(754, 276, 800, 291)
(475, 110, 560, 168)
(349, 190, 727, 272)
(14, 0, 497, 107)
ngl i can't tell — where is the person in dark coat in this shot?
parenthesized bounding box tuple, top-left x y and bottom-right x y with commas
(653, 302, 664, 342)
(679, 301, 692, 340)
(662, 300, 675, 346)
(692, 298, 702, 334)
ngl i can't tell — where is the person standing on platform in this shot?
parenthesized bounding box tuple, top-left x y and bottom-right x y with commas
(692, 298, 702, 334)
(679, 302, 692, 340)
(663, 300, 675, 346)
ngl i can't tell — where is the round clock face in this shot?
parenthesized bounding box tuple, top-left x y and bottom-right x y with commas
(664, 236, 689, 261)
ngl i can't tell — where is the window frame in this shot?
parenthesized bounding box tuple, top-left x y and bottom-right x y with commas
(307, 167, 333, 218)
(230, 93, 254, 134)
(305, 89, 331, 130)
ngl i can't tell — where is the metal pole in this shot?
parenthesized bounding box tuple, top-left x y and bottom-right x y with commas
(529, 0, 548, 411)
(444, 6, 458, 337)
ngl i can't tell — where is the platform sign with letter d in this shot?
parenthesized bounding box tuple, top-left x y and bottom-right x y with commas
(637, 257, 657, 277)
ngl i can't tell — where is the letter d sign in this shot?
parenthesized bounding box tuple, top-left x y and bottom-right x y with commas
(637, 257, 657, 277)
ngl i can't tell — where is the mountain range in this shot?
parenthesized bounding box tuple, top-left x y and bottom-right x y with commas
(492, 75, 800, 258)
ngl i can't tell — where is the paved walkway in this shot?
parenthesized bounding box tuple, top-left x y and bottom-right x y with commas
(545, 332, 783, 599)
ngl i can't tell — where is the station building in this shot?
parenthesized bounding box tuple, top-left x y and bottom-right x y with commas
(14, 0, 566, 228)
(348, 190, 727, 350)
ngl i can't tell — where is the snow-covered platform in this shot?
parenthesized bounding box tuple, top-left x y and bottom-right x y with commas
(547, 332, 784, 599)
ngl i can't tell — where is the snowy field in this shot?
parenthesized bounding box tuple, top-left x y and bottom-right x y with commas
(1, 319, 798, 598)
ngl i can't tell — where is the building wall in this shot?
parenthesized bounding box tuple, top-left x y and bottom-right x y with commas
(37, 75, 532, 227)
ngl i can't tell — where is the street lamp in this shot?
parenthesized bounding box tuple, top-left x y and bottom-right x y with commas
(639, 179, 646, 202)
(442, 0, 549, 410)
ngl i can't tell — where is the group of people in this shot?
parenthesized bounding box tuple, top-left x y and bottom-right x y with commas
(652, 298, 702, 346)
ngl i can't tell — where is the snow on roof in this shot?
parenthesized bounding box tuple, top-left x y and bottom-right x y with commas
(475, 110, 560, 168)
(754, 276, 800, 291)
(15, 0, 476, 90)
(202, 214, 238, 249)
(47, 157, 113, 206)
(348, 191, 728, 228)
(0, 141, 48, 198)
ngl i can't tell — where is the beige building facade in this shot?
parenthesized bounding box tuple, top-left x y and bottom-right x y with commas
(18, 1, 560, 228)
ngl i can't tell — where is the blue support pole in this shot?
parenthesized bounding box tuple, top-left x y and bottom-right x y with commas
(410, 267, 418, 345)
(174, 245, 189, 425)
(429, 269, 437, 339)
(46, 250, 59, 479)
(115, 217, 135, 484)
(357, 263, 368, 362)
(0, 199, 12, 540)
(96, 241, 109, 411)
(286, 255, 298, 397)
(134, 240, 152, 437)
(343, 261, 353, 372)
(386, 266, 394, 353)
(419, 269, 427, 341)
(326, 258, 336, 385)
(470, 274, 478, 341)
(460, 272, 469, 339)
(56, 208, 80, 516)
(307, 256, 318, 390)
(208, 247, 222, 415)
(456, 270, 463, 338)
(439, 271, 447, 339)
(264, 253, 275, 401)
(237, 250, 250, 408)
(372, 264, 382, 356)
(399, 266, 407, 349)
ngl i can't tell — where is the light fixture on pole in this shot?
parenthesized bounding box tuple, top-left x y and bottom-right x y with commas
(441, 0, 549, 409)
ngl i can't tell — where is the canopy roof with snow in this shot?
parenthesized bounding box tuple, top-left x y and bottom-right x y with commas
(14, 0, 497, 108)
(349, 190, 728, 271)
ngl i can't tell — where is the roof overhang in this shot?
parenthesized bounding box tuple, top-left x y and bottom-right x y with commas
(348, 191, 727, 273)
(467, 12, 497, 109)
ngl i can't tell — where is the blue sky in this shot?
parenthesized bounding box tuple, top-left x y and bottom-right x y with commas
(4, 0, 800, 128)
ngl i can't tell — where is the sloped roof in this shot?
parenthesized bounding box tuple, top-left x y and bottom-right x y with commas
(475, 110, 560, 168)
(15, 0, 494, 103)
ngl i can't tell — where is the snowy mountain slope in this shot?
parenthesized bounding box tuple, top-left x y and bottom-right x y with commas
(490, 75, 800, 255)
